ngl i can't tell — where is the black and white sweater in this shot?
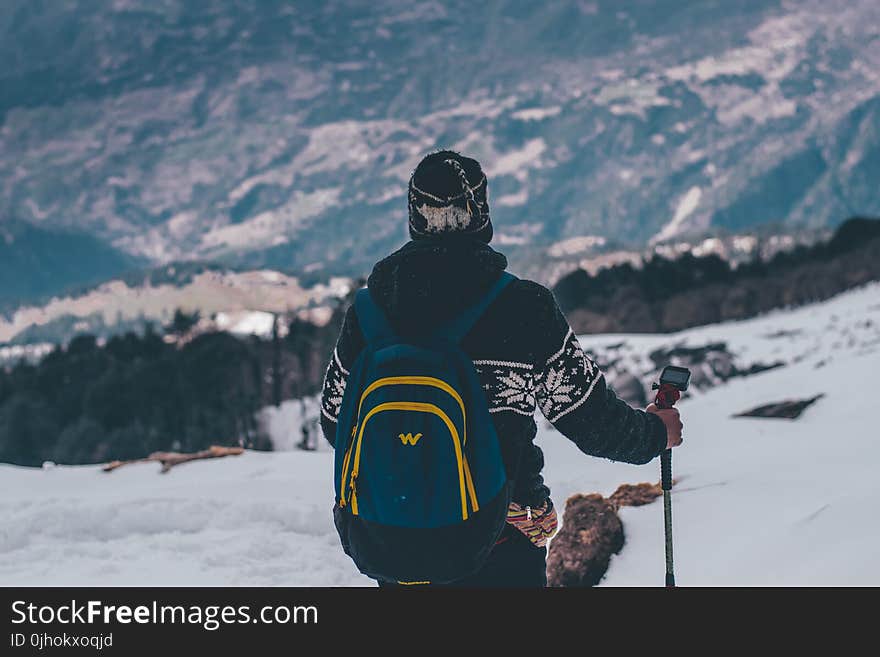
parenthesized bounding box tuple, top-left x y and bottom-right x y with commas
(320, 238, 668, 507)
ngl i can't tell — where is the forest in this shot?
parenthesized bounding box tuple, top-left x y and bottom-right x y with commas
(0, 303, 346, 467)
(553, 217, 880, 333)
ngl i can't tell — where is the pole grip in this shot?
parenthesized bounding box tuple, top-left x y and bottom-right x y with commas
(661, 448, 672, 491)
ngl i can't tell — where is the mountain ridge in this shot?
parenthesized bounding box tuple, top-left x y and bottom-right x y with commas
(554, 216, 880, 334)
(3, 0, 880, 295)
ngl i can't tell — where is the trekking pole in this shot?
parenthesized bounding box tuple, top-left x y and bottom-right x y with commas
(652, 365, 690, 589)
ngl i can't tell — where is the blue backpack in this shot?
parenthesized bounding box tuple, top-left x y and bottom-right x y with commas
(332, 273, 515, 584)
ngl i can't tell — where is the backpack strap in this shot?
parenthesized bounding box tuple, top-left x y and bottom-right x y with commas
(354, 288, 397, 343)
(432, 272, 517, 344)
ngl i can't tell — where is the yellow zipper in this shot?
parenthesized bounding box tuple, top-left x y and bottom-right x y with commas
(355, 377, 467, 446)
(463, 454, 479, 513)
(339, 444, 353, 507)
(350, 473, 358, 514)
(348, 401, 468, 521)
(339, 424, 356, 507)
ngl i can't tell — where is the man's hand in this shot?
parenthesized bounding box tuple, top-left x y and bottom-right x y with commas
(647, 404, 683, 450)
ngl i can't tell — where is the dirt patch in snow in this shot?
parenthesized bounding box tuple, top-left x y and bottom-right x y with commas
(608, 481, 664, 509)
(734, 394, 824, 419)
(547, 482, 663, 587)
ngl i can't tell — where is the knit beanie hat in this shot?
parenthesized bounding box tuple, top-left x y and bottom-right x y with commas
(408, 150, 492, 243)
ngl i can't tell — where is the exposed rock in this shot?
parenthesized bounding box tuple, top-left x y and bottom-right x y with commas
(734, 394, 825, 420)
(648, 342, 784, 390)
(608, 481, 664, 510)
(609, 371, 647, 406)
(764, 329, 804, 339)
(649, 342, 727, 366)
(547, 481, 664, 587)
(547, 494, 623, 588)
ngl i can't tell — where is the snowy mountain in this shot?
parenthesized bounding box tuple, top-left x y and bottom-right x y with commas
(0, 265, 350, 345)
(3, 0, 880, 301)
(2, 282, 876, 586)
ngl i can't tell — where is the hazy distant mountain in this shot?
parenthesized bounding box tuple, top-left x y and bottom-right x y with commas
(2, 0, 880, 302)
(0, 220, 136, 312)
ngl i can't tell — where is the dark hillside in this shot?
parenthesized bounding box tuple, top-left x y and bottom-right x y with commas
(554, 217, 880, 334)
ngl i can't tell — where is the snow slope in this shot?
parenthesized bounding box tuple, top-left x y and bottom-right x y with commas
(549, 286, 880, 586)
(1, 284, 878, 586)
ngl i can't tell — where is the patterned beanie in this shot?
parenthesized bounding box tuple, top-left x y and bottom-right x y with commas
(408, 150, 492, 243)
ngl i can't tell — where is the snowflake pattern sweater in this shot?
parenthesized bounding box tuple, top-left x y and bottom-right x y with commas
(320, 239, 668, 507)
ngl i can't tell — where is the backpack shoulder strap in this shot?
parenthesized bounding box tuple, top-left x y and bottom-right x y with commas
(433, 272, 517, 344)
(354, 287, 397, 343)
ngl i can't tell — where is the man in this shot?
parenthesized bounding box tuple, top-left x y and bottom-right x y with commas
(320, 150, 683, 587)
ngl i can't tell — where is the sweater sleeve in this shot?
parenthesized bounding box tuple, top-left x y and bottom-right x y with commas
(319, 303, 365, 448)
(534, 290, 667, 465)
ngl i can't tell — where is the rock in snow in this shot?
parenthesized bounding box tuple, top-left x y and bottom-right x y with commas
(547, 482, 664, 587)
(547, 494, 624, 587)
(734, 395, 825, 420)
(608, 482, 664, 510)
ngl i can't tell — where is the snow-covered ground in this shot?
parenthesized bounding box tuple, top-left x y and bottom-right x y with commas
(258, 397, 326, 452)
(1, 284, 877, 586)
(554, 283, 880, 586)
